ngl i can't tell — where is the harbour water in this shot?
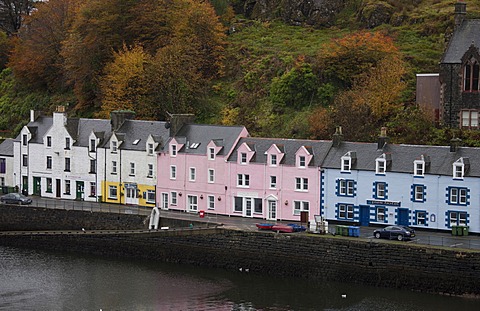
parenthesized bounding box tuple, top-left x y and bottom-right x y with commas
(0, 246, 478, 311)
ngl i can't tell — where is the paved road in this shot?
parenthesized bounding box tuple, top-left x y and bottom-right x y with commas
(18, 196, 480, 250)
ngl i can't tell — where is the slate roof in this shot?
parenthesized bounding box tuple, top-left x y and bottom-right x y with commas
(322, 141, 480, 177)
(227, 137, 332, 167)
(0, 138, 14, 156)
(113, 119, 169, 151)
(442, 19, 480, 64)
(170, 124, 247, 155)
(20, 117, 52, 144)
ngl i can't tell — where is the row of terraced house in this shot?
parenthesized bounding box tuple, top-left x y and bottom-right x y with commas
(0, 107, 479, 233)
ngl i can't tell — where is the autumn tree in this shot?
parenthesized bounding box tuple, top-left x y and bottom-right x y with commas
(0, 0, 36, 35)
(98, 44, 151, 118)
(316, 31, 401, 89)
(8, 0, 80, 91)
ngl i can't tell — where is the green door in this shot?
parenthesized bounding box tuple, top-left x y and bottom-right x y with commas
(76, 181, 84, 200)
(33, 177, 41, 196)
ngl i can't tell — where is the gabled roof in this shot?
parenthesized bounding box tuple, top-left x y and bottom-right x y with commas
(112, 120, 169, 151)
(16, 117, 52, 144)
(0, 138, 14, 156)
(442, 20, 480, 64)
(228, 137, 332, 166)
(322, 141, 480, 177)
(168, 124, 247, 156)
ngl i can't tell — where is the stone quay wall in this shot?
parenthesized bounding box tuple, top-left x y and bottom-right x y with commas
(0, 205, 479, 296)
(0, 227, 479, 297)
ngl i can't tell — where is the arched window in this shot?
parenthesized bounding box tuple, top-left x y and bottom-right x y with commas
(464, 58, 480, 92)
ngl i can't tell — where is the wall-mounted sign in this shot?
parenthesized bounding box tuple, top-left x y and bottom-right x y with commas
(366, 200, 401, 207)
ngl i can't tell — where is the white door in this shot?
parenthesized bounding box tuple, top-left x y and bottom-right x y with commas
(125, 186, 138, 205)
(268, 200, 277, 220)
(161, 193, 169, 210)
(244, 198, 252, 217)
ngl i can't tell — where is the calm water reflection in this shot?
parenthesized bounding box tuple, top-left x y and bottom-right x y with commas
(0, 246, 478, 311)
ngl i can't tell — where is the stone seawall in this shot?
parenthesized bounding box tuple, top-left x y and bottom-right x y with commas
(1, 229, 479, 297)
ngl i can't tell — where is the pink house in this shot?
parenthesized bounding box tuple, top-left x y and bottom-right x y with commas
(156, 123, 249, 215)
(226, 138, 331, 222)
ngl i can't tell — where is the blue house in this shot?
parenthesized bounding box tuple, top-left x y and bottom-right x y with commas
(321, 129, 480, 233)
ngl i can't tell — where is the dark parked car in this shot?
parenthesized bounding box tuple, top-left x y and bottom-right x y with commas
(374, 225, 415, 241)
(0, 193, 32, 205)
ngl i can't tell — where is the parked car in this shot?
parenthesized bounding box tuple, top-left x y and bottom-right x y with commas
(0, 193, 32, 205)
(373, 225, 415, 241)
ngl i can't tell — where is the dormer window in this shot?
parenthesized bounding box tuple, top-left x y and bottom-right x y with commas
(414, 160, 424, 177)
(240, 152, 247, 164)
(270, 154, 277, 166)
(453, 159, 464, 179)
(147, 143, 154, 155)
(90, 139, 96, 152)
(376, 159, 386, 175)
(341, 157, 351, 172)
(171, 144, 177, 156)
(298, 156, 306, 168)
(112, 141, 117, 153)
(208, 147, 215, 160)
(376, 153, 390, 175)
(47, 136, 52, 147)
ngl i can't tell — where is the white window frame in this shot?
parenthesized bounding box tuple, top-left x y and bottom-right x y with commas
(376, 182, 386, 199)
(338, 204, 354, 220)
(189, 167, 196, 182)
(339, 179, 354, 196)
(148, 143, 154, 155)
(161, 193, 169, 209)
(414, 160, 425, 177)
(171, 191, 177, 205)
(90, 139, 96, 152)
(111, 140, 117, 153)
(237, 174, 250, 187)
(298, 155, 306, 168)
(414, 185, 424, 201)
(270, 154, 277, 166)
(453, 162, 464, 179)
(112, 161, 117, 174)
(208, 195, 215, 210)
(65, 180, 71, 195)
(90, 182, 96, 197)
(147, 164, 154, 177)
(270, 175, 277, 189)
(416, 211, 426, 225)
(208, 169, 215, 183)
(65, 137, 70, 149)
(293, 200, 309, 216)
(129, 162, 135, 176)
(376, 159, 386, 174)
(46, 156, 52, 169)
(108, 185, 117, 199)
(341, 156, 351, 172)
(377, 207, 385, 221)
(295, 177, 308, 191)
(208, 147, 215, 160)
(146, 190, 155, 204)
(188, 195, 198, 212)
(240, 152, 247, 164)
(170, 165, 177, 180)
(171, 144, 177, 157)
(450, 187, 467, 205)
(47, 136, 52, 148)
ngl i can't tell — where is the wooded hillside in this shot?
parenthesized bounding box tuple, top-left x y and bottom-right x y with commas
(1, 0, 480, 145)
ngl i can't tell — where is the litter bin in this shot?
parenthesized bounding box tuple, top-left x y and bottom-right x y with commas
(341, 225, 349, 236)
(460, 226, 469, 236)
(348, 226, 360, 237)
(335, 225, 343, 235)
(451, 225, 459, 236)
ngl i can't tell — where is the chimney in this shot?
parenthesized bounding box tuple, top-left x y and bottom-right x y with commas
(332, 126, 343, 147)
(377, 127, 389, 150)
(30, 110, 41, 122)
(450, 137, 462, 152)
(110, 110, 136, 132)
(168, 114, 195, 137)
(455, 0, 467, 29)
